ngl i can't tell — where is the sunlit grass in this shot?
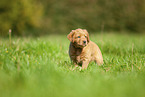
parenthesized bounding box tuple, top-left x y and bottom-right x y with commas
(0, 33, 145, 97)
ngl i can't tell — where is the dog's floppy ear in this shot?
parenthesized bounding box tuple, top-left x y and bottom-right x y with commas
(83, 29, 90, 42)
(67, 30, 75, 42)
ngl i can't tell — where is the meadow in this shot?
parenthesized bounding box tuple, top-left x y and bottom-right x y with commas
(0, 33, 145, 97)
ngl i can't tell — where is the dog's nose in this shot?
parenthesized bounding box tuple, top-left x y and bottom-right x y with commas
(83, 41, 86, 44)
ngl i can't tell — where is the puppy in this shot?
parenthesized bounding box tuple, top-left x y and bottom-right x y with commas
(67, 28, 103, 69)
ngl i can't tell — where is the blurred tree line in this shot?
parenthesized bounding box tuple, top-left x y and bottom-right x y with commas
(0, 0, 145, 36)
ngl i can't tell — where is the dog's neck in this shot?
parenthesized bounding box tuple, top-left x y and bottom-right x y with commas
(72, 42, 83, 51)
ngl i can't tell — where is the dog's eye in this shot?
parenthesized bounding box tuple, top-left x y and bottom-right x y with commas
(78, 36, 80, 38)
(85, 36, 87, 38)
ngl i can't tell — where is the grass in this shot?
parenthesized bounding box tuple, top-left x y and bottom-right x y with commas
(0, 33, 145, 97)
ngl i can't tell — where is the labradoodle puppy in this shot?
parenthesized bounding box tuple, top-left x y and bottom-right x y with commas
(67, 28, 103, 69)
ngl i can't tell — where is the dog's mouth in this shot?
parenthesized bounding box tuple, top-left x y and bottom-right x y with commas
(76, 43, 86, 48)
(73, 41, 87, 48)
(81, 44, 87, 47)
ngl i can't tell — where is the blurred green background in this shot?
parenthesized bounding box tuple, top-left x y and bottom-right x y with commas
(0, 0, 145, 36)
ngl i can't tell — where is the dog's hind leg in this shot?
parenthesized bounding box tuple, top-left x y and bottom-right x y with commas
(94, 56, 103, 66)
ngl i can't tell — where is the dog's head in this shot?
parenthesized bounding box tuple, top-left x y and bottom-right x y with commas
(67, 28, 90, 48)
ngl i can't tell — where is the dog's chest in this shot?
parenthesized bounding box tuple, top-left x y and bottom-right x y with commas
(69, 44, 87, 63)
(76, 50, 81, 62)
(75, 49, 86, 63)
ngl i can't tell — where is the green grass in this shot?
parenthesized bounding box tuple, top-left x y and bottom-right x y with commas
(0, 33, 145, 97)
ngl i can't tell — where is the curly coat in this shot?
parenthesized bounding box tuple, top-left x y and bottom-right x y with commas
(67, 28, 103, 69)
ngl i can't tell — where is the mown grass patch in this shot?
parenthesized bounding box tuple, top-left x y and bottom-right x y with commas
(0, 33, 145, 97)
